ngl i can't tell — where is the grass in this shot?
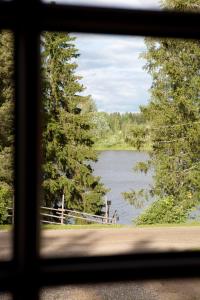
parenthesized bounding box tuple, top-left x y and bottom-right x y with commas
(137, 221, 200, 228)
(94, 143, 137, 151)
(93, 130, 153, 151)
(0, 225, 12, 230)
(42, 224, 126, 230)
(94, 136, 152, 151)
(1, 222, 200, 231)
(0, 224, 126, 231)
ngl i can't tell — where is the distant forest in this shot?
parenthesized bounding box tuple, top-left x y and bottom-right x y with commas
(92, 112, 150, 151)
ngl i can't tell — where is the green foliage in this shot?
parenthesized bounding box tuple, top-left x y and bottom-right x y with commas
(92, 112, 110, 140)
(41, 32, 107, 215)
(161, 0, 200, 10)
(0, 31, 14, 224)
(122, 189, 147, 208)
(136, 196, 197, 225)
(124, 0, 200, 224)
(133, 161, 152, 174)
(0, 182, 12, 224)
(0, 31, 107, 222)
(124, 125, 148, 150)
(93, 112, 149, 150)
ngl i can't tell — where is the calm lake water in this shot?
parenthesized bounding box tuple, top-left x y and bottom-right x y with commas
(92, 151, 154, 224)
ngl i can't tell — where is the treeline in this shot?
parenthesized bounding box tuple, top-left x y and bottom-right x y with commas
(0, 31, 107, 224)
(93, 112, 149, 150)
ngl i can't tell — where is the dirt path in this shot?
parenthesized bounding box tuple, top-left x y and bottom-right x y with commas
(2, 226, 200, 259)
(1, 227, 200, 299)
(41, 226, 200, 257)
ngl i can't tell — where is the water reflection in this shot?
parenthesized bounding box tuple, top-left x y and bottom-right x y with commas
(92, 151, 154, 224)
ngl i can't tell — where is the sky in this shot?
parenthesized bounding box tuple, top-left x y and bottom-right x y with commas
(45, 0, 161, 112)
(44, 0, 160, 9)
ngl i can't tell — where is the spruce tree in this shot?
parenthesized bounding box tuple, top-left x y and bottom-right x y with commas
(41, 32, 107, 215)
(125, 0, 200, 224)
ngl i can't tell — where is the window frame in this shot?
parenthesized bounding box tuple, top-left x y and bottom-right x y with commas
(0, 1, 200, 299)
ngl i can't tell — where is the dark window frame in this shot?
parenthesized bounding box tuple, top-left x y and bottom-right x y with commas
(0, 1, 200, 299)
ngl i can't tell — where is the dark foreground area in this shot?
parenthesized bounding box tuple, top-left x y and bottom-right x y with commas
(1, 279, 200, 300)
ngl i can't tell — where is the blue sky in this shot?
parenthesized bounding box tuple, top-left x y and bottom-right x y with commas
(45, 0, 161, 112)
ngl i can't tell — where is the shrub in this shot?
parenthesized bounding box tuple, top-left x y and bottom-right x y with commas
(136, 196, 192, 225)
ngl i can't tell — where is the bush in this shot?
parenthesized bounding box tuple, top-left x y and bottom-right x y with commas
(0, 182, 13, 224)
(136, 196, 191, 225)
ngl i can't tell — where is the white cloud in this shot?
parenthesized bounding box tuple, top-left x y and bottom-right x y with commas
(43, 0, 156, 112)
(44, 0, 160, 10)
(74, 33, 152, 112)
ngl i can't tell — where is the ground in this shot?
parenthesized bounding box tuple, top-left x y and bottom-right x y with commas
(1, 226, 200, 299)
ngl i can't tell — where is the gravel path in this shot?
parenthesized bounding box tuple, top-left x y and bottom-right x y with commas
(41, 226, 200, 257)
(1, 227, 200, 299)
(41, 282, 156, 300)
(40, 279, 200, 300)
(1, 280, 200, 300)
(2, 226, 200, 259)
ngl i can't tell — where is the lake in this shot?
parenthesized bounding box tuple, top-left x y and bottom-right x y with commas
(92, 151, 154, 224)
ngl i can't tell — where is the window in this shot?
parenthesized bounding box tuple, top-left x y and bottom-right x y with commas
(0, 1, 200, 299)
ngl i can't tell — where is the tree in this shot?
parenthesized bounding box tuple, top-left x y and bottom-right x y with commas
(0, 31, 14, 223)
(92, 112, 110, 141)
(93, 111, 148, 150)
(0, 31, 107, 223)
(41, 32, 107, 215)
(125, 0, 200, 224)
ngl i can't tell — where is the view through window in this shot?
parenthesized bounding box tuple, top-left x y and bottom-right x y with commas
(39, 30, 200, 258)
(39, 29, 200, 298)
(1, 0, 200, 299)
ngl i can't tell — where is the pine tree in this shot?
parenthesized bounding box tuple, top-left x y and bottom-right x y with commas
(125, 0, 200, 224)
(0, 31, 14, 223)
(41, 32, 107, 215)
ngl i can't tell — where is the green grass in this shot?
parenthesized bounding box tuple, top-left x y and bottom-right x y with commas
(0, 225, 12, 230)
(0, 224, 126, 231)
(2, 222, 200, 231)
(93, 131, 152, 151)
(94, 143, 137, 151)
(94, 140, 152, 151)
(137, 221, 200, 228)
(42, 224, 126, 230)
(94, 134, 131, 150)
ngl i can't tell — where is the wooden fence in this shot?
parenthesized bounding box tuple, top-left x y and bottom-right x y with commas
(7, 206, 118, 225)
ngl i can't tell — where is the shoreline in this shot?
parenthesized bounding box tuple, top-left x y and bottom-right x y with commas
(93, 147, 151, 152)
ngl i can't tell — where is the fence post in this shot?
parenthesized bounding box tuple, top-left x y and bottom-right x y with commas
(12, 195, 15, 225)
(105, 197, 112, 224)
(61, 193, 65, 225)
(105, 196, 108, 223)
(112, 210, 118, 224)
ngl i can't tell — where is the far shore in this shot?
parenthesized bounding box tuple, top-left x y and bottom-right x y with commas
(93, 144, 152, 152)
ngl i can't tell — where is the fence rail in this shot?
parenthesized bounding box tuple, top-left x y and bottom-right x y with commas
(41, 206, 117, 225)
(7, 206, 118, 225)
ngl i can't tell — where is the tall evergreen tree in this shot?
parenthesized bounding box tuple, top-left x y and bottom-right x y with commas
(125, 0, 200, 224)
(41, 32, 107, 215)
(0, 31, 14, 223)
